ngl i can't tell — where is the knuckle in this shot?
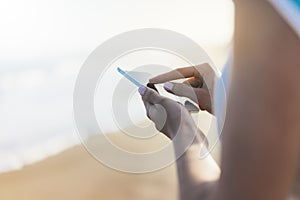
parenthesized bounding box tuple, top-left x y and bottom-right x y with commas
(141, 94, 147, 101)
(143, 89, 153, 100)
(158, 98, 169, 105)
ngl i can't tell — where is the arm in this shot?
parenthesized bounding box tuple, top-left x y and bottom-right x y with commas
(215, 1, 300, 199)
(140, 1, 300, 200)
(175, 139, 219, 200)
(138, 87, 220, 199)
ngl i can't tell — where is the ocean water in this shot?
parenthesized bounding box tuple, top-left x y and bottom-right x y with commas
(0, 59, 83, 172)
(0, 0, 233, 173)
(0, 51, 223, 173)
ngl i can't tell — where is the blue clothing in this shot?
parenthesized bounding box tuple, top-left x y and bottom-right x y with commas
(270, 0, 300, 37)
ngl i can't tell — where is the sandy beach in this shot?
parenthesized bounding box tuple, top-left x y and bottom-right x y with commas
(0, 133, 178, 200)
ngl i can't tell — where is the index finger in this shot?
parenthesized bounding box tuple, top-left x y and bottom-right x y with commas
(149, 66, 198, 84)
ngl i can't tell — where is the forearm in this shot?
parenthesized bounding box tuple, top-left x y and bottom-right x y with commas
(173, 127, 220, 200)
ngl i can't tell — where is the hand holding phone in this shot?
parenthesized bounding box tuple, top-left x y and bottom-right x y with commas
(117, 67, 199, 112)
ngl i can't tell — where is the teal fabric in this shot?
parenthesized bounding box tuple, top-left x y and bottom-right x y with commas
(291, 0, 300, 11)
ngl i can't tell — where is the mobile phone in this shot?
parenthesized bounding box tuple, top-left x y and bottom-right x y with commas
(117, 67, 144, 87)
(117, 67, 199, 112)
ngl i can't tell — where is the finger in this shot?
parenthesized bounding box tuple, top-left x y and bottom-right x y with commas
(149, 66, 197, 84)
(138, 86, 163, 104)
(149, 63, 211, 84)
(142, 100, 168, 133)
(183, 77, 203, 88)
(164, 82, 212, 112)
(142, 100, 152, 119)
(163, 82, 199, 103)
(195, 88, 212, 113)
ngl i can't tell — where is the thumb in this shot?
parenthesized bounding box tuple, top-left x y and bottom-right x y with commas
(138, 86, 163, 104)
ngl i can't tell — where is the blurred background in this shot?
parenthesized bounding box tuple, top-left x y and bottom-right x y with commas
(0, 0, 234, 199)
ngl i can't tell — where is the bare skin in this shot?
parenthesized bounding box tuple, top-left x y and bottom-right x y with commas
(139, 87, 220, 199)
(216, 1, 300, 199)
(149, 63, 216, 113)
(139, 1, 300, 200)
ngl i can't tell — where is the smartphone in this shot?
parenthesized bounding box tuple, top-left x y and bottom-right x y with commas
(117, 67, 199, 112)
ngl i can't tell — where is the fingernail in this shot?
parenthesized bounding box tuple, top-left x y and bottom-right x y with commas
(138, 86, 147, 95)
(164, 82, 174, 91)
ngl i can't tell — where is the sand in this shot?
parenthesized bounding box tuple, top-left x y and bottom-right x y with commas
(0, 133, 178, 200)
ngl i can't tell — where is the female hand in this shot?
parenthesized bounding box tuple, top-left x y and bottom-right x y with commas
(138, 86, 207, 146)
(138, 86, 197, 139)
(149, 63, 216, 114)
(138, 86, 216, 194)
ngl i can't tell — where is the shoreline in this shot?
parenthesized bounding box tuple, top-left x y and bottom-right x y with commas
(0, 133, 178, 200)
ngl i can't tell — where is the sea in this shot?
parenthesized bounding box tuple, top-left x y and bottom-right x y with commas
(0, 0, 233, 173)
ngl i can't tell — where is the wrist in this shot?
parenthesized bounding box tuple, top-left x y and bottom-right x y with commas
(172, 121, 207, 157)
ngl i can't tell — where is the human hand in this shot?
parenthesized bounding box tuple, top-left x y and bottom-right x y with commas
(149, 63, 216, 114)
(138, 86, 218, 200)
(138, 86, 198, 140)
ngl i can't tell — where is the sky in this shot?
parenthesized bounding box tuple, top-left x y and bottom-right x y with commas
(0, 0, 234, 63)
